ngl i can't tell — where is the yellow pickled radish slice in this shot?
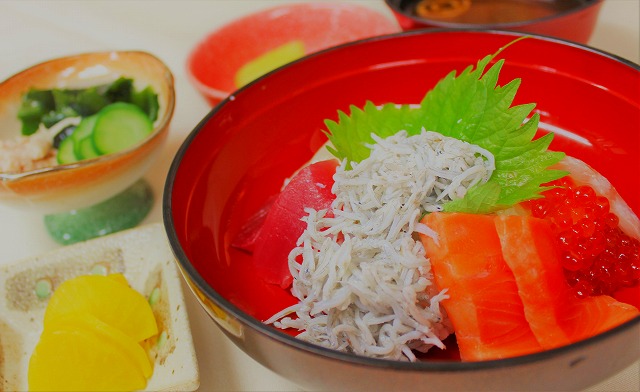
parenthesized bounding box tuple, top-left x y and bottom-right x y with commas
(107, 272, 130, 286)
(43, 274, 157, 342)
(234, 40, 305, 88)
(28, 313, 151, 391)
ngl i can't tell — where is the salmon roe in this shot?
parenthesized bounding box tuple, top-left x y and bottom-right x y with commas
(527, 177, 640, 298)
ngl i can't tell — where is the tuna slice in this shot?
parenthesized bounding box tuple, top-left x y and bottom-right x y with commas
(252, 159, 338, 288)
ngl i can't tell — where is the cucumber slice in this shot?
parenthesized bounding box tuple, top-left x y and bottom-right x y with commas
(72, 114, 99, 159)
(72, 114, 98, 142)
(77, 136, 101, 160)
(92, 102, 153, 155)
(56, 135, 79, 164)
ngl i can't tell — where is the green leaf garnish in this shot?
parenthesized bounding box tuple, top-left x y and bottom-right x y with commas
(324, 102, 421, 164)
(325, 37, 567, 214)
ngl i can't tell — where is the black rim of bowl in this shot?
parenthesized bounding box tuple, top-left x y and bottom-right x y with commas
(383, 0, 603, 30)
(164, 28, 640, 372)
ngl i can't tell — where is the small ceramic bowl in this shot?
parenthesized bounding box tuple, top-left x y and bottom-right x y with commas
(187, 2, 400, 106)
(0, 223, 199, 391)
(165, 30, 639, 391)
(0, 51, 175, 213)
(385, 0, 603, 44)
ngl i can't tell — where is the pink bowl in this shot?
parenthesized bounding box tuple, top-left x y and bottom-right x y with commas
(187, 2, 400, 106)
(385, 0, 603, 44)
(167, 30, 639, 391)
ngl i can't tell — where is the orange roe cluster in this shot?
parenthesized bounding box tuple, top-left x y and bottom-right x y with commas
(527, 177, 640, 298)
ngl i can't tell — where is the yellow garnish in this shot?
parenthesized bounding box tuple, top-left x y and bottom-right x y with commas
(234, 40, 305, 88)
(43, 273, 157, 342)
(29, 274, 157, 391)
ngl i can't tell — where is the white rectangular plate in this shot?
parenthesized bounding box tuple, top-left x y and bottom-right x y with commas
(0, 223, 199, 391)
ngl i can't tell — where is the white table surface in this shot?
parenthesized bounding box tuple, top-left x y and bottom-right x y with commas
(0, 1, 638, 391)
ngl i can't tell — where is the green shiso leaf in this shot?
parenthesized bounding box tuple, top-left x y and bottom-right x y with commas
(443, 182, 502, 213)
(324, 38, 567, 214)
(324, 101, 421, 165)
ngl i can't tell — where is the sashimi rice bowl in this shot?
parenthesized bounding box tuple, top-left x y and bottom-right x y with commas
(165, 30, 640, 391)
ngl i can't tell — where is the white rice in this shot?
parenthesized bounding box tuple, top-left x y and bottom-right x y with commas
(266, 129, 494, 361)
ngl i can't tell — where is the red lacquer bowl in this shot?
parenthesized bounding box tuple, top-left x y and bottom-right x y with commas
(165, 30, 639, 391)
(186, 2, 400, 106)
(385, 0, 604, 44)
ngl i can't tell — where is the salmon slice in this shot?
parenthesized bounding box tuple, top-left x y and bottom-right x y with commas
(560, 295, 639, 342)
(420, 212, 542, 361)
(613, 286, 640, 309)
(495, 215, 639, 349)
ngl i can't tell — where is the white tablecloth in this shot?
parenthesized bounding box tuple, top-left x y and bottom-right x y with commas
(0, 1, 638, 391)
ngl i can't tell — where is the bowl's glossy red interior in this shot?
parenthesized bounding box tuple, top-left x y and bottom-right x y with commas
(167, 30, 640, 360)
